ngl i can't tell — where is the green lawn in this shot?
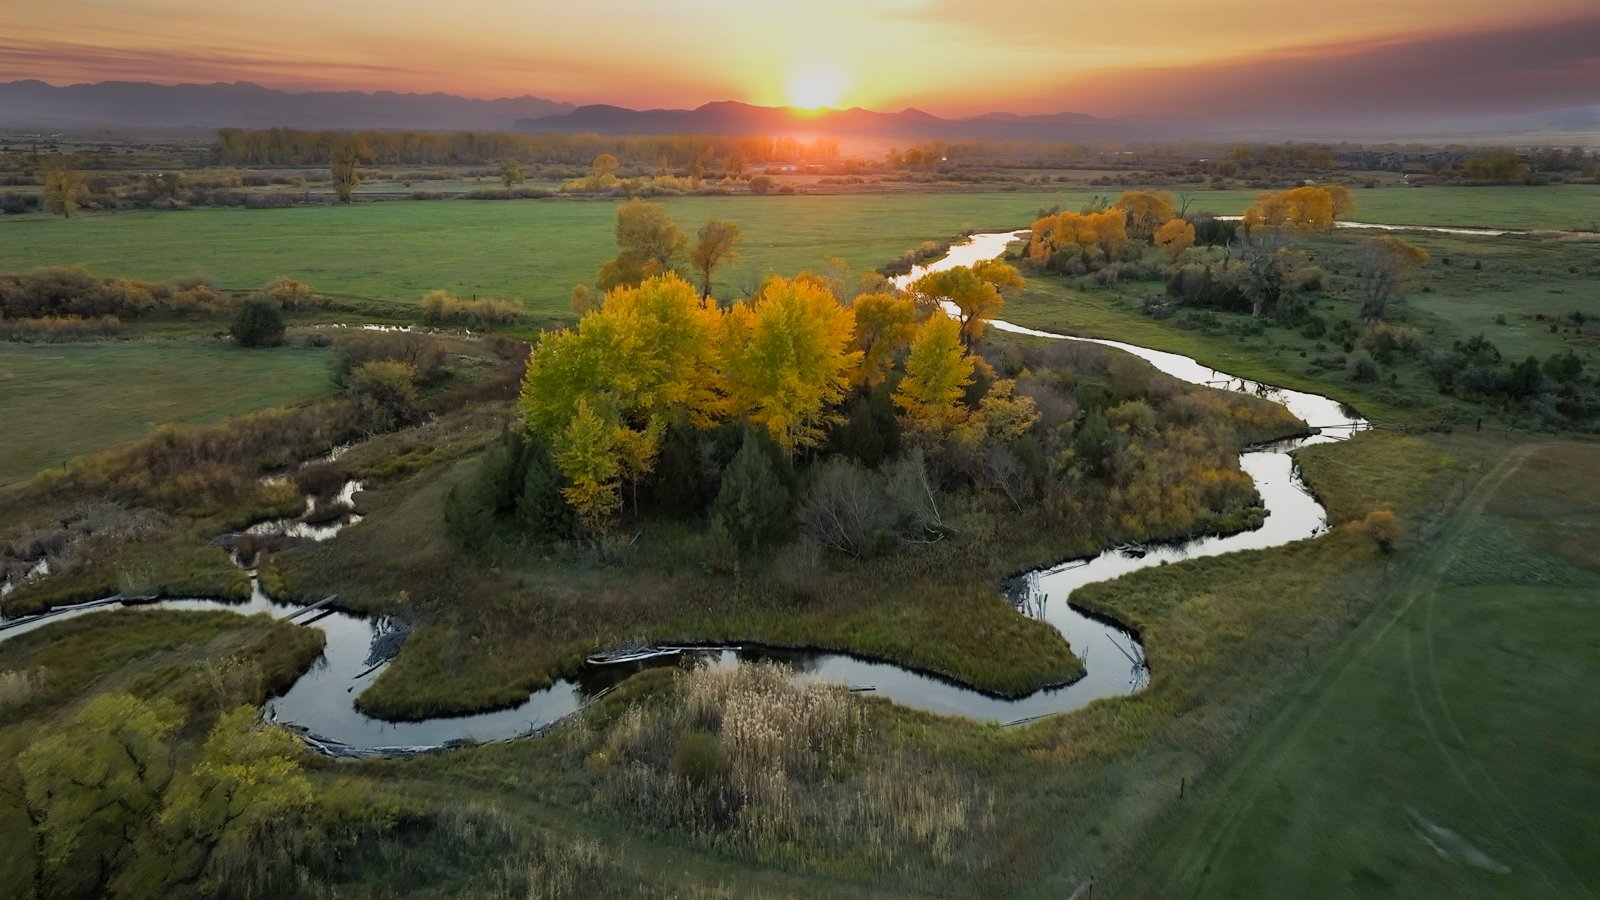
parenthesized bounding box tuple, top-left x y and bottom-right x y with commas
(0, 339, 335, 483)
(2, 186, 1595, 319)
(1134, 439, 1600, 898)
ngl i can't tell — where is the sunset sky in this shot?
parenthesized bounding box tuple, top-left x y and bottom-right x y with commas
(4, 0, 1598, 116)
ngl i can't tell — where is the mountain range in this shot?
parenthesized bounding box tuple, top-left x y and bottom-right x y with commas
(1, 80, 1595, 145)
(0, 80, 572, 130)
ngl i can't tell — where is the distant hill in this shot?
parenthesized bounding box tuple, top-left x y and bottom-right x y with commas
(1, 81, 1590, 146)
(516, 101, 1125, 141)
(0, 80, 573, 130)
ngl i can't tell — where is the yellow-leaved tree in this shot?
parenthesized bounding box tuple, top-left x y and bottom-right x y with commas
(894, 316, 974, 433)
(1242, 186, 1335, 233)
(1114, 190, 1177, 241)
(521, 273, 724, 529)
(849, 293, 918, 388)
(910, 260, 1023, 344)
(1154, 218, 1196, 260)
(720, 276, 859, 453)
(555, 399, 623, 531)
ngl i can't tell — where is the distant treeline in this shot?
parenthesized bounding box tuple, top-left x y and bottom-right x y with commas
(211, 129, 842, 168)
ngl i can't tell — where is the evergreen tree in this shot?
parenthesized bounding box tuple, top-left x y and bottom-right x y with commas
(517, 436, 575, 539)
(710, 429, 792, 555)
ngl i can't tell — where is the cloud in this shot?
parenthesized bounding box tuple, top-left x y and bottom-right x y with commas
(1010, 14, 1600, 118)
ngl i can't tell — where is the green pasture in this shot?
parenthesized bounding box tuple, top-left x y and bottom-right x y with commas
(0, 339, 335, 484)
(2, 186, 1595, 320)
(1136, 438, 1600, 898)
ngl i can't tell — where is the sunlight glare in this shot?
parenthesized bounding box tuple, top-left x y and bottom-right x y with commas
(786, 64, 845, 109)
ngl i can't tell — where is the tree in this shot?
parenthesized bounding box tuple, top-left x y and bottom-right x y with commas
(1114, 190, 1177, 241)
(596, 200, 688, 291)
(849, 293, 917, 387)
(1241, 186, 1334, 233)
(710, 429, 791, 554)
(910, 261, 1023, 344)
(230, 297, 285, 347)
(1356, 236, 1429, 321)
(1323, 183, 1356, 219)
(500, 158, 525, 189)
(555, 399, 623, 533)
(19, 694, 180, 896)
(1226, 228, 1298, 318)
(518, 435, 576, 539)
(1153, 218, 1196, 261)
(720, 276, 859, 453)
(329, 136, 363, 203)
(144, 171, 183, 208)
(893, 316, 974, 433)
(43, 162, 84, 218)
(150, 708, 311, 896)
(747, 174, 774, 194)
(591, 153, 620, 178)
(689, 219, 742, 299)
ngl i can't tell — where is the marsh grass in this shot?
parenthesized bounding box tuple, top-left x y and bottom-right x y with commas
(583, 664, 993, 873)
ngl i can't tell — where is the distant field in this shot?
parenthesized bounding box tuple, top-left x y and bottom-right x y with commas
(2, 186, 1595, 318)
(0, 340, 335, 483)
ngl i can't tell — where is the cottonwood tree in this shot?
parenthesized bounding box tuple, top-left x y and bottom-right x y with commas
(1154, 218, 1196, 260)
(1225, 228, 1298, 318)
(500, 159, 525, 189)
(689, 219, 742, 299)
(329, 137, 364, 203)
(1114, 190, 1176, 241)
(721, 276, 859, 453)
(596, 200, 689, 291)
(145, 707, 311, 897)
(849, 293, 917, 387)
(1356, 236, 1429, 321)
(894, 316, 974, 433)
(911, 260, 1023, 344)
(18, 694, 180, 896)
(43, 162, 83, 218)
(1241, 186, 1334, 233)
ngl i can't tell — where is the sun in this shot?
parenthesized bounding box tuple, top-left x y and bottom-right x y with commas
(786, 64, 846, 110)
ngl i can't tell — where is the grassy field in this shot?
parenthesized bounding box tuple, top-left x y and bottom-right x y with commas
(2, 186, 1596, 319)
(1134, 437, 1600, 898)
(0, 339, 335, 483)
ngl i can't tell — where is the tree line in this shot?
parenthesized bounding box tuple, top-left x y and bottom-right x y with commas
(211, 129, 841, 170)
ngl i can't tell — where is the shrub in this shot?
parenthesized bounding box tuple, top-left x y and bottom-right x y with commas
(347, 360, 420, 430)
(332, 332, 446, 385)
(262, 276, 323, 310)
(229, 298, 285, 347)
(0, 315, 122, 342)
(419, 290, 524, 327)
(797, 458, 894, 557)
(747, 175, 774, 194)
(1354, 508, 1399, 550)
(670, 730, 729, 786)
(1346, 350, 1379, 382)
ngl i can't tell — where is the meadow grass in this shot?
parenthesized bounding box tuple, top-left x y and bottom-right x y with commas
(1132, 437, 1600, 898)
(3, 186, 1595, 319)
(0, 338, 336, 484)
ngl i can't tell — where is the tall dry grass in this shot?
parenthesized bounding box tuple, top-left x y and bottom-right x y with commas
(583, 663, 992, 872)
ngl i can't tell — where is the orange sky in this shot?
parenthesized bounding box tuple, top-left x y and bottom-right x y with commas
(3, 0, 1597, 115)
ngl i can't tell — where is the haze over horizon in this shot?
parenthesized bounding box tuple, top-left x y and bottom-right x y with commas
(4, 1, 1598, 121)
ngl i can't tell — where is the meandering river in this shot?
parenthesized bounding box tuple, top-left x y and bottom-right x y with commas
(0, 231, 1366, 754)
